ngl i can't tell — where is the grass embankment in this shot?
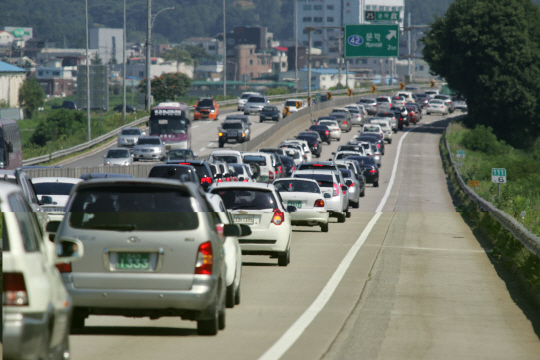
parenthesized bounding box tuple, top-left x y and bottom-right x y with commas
(441, 123, 540, 297)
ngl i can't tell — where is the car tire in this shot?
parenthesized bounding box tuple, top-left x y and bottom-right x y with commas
(337, 213, 346, 223)
(278, 247, 290, 267)
(427, 112, 430, 115)
(374, 181, 379, 188)
(197, 299, 219, 335)
(388, 139, 392, 144)
(321, 223, 329, 232)
(234, 285, 241, 305)
(218, 304, 226, 330)
(327, 140, 331, 145)
(71, 312, 85, 332)
(360, 189, 365, 197)
(260, 119, 264, 123)
(226, 284, 236, 308)
(352, 200, 360, 209)
(346, 211, 351, 218)
(218, 140, 224, 148)
(244, 112, 249, 115)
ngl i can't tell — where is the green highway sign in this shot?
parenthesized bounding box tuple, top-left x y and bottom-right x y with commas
(456, 150, 465, 159)
(365, 11, 400, 22)
(491, 168, 506, 183)
(344, 24, 399, 58)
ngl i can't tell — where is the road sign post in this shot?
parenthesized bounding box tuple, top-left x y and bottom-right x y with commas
(491, 168, 506, 198)
(344, 24, 399, 58)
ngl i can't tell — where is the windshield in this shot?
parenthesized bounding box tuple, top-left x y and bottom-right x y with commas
(230, 165, 246, 174)
(121, 129, 141, 136)
(377, 98, 389, 103)
(248, 97, 265, 103)
(137, 138, 161, 145)
(106, 149, 130, 158)
(340, 169, 353, 178)
(243, 155, 267, 166)
(222, 122, 243, 130)
(285, 101, 298, 107)
(241, 93, 257, 99)
(274, 180, 320, 193)
(148, 166, 193, 180)
(69, 187, 199, 231)
(346, 108, 360, 114)
(213, 155, 239, 163)
(212, 189, 278, 210)
(197, 99, 214, 107)
(263, 106, 277, 112)
(34, 182, 77, 196)
(150, 118, 187, 135)
(319, 121, 335, 127)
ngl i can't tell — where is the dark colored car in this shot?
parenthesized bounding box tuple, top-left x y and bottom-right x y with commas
(390, 106, 410, 127)
(148, 164, 200, 183)
(296, 132, 322, 158)
(307, 125, 332, 144)
(80, 173, 134, 181)
(413, 93, 430, 108)
(279, 155, 296, 176)
(346, 156, 379, 187)
(166, 149, 196, 161)
(164, 159, 214, 191)
(375, 112, 398, 133)
(52, 100, 77, 110)
(355, 133, 385, 155)
(218, 121, 250, 147)
(113, 104, 137, 113)
(259, 106, 281, 122)
(224, 115, 252, 139)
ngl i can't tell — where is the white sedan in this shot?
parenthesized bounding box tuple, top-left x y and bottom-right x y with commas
(210, 182, 293, 266)
(273, 178, 330, 232)
(426, 99, 449, 115)
(317, 119, 341, 141)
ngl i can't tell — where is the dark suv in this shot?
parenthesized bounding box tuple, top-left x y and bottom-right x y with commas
(164, 159, 214, 191)
(296, 132, 322, 158)
(218, 121, 250, 147)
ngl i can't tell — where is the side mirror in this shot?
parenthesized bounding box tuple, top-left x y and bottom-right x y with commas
(331, 152, 336, 155)
(102, 155, 106, 158)
(341, 185, 348, 191)
(39, 195, 54, 205)
(345, 180, 353, 186)
(142, 131, 147, 135)
(324, 193, 332, 199)
(286, 205, 297, 213)
(55, 237, 84, 264)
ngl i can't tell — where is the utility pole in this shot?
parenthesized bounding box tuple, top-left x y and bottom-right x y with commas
(307, 29, 312, 102)
(407, 12, 412, 83)
(223, 0, 227, 99)
(145, 0, 152, 111)
(122, 0, 127, 124)
(85, 0, 91, 141)
(345, 59, 349, 88)
(338, 35, 342, 89)
(295, 0, 298, 93)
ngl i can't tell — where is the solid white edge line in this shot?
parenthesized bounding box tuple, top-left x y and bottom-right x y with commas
(258, 120, 430, 360)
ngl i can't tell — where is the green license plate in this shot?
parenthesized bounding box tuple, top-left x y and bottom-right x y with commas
(117, 253, 151, 270)
(288, 201, 302, 209)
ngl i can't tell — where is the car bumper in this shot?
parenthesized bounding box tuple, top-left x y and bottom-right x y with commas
(238, 224, 290, 253)
(134, 152, 164, 160)
(364, 173, 378, 183)
(427, 108, 446, 114)
(324, 196, 344, 212)
(244, 108, 263, 114)
(291, 209, 329, 225)
(329, 130, 341, 139)
(3, 311, 56, 360)
(351, 118, 363, 125)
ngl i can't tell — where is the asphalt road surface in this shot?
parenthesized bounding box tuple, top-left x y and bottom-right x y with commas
(66, 112, 540, 360)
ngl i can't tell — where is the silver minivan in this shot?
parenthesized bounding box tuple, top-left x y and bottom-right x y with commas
(55, 178, 248, 335)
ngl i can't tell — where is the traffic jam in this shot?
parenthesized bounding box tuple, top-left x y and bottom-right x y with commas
(2, 90, 452, 359)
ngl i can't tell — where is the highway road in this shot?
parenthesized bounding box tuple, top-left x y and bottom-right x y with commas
(65, 109, 540, 359)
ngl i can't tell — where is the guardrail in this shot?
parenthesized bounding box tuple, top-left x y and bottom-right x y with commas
(444, 123, 540, 258)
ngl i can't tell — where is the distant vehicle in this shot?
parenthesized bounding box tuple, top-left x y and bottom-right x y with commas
(296, 131, 323, 158)
(426, 99, 449, 115)
(209, 149, 243, 165)
(316, 119, 341, 141)
(244, 95, 270, 115)
(434, 95, 455, 113)
(357, 98, 378, 115)
(396, 91, 415, 103)
(346, 156, 379, 187)
(259, 106, 281, 122)
(424, 89, 439, 98)
(148, 164, 201, 183)
(167, 149, 196, 161)
(344, 104, 366, 126)
(132, 136, 166, 161)
(218, 121, 250, 147)
(117, 127, 145, 148)
(149, 102, 192, 150)
(414, 93, 431, 108)
(113, 104, 137, 113)
(80, 173, 134, 180)
(32, 176, 83, 220)
(237, 92, 261, 111)
(194, 98, 220, 120)
(103, 147, 133, 166)
(165, 159, 214, 191)
(284, 99, 307, 114)
(0, 119, 22, 169)
(307, 124, 332, 144)
(51, 100, 77, 110)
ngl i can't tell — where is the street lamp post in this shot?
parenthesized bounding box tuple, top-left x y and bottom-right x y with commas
(223, 0, 226, 99)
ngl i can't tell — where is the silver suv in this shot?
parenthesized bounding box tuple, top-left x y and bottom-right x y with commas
(56, 179, 249, 335)
(244, 95, 270, 115)
(117, 127, 145, 148)
(133, 136, 165, 161)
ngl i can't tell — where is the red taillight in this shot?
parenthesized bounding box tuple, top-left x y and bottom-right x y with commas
(370, 169, 377, 173)
(56, 263, 72, 273)
(3, 273, 28, 306)
(313, 143, 318, 148)
(242, 179, 248, 182)
(377, 144, 381, 148)
(279, 166, 283, 174)
(325, 130, 329, 135)
(348, 182, 354, 187)
(343, 121, 347, 125)
(200, 176, 212, 185)
(269, 171, 275, 180)
(313, 164, 323, 167)
(292, 166, 296, 171)
(314, 199, 325, 207)
(225, 177, 231, 182)
(333, 183, 339, 197)
(195, 241, 213, 275)
(271, 208, 285, 225)
(217, 178, 223, 183)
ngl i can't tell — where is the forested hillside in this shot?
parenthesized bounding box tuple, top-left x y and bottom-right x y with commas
(1, 0, 539, 46)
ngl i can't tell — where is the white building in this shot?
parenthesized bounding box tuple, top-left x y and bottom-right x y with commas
(89, 28, 124, 64)
(0, 31, 15, 48)
(0, 61, 26, 107)
(118, 57, 194, 80)
(296, 0, 404, 55)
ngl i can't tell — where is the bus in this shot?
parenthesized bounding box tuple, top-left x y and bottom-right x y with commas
(149, 102, 192, 150)
(0, 119, 22, 169)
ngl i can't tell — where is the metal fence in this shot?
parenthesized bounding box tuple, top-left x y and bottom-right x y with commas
(444, 123, 540, 258)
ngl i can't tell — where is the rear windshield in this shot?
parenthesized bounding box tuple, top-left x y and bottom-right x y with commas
(183, 163, 211, 178)
(212, 189, 278, 210)
(198, 99, 214, 107)
(350, 157, 376, 165)
(297, 164, 335, 170)
(339, 146, 362, 152)
(294, 173, 333, 182)
(148, 166, 193, 180)
(336, 153, 359, 160)
(346, 108, 360, 114)
(284, 149, 300, 159)
(34, 182, 77, 195)
(106, 149, 130, 158)
(359, 99, 375, 104)
(212, 155, 239, 164)
(274, 180, 320, 193)
(230, 164, 246, 174)
(259, 149, 281, 155)
(69, 187, 199, 231)
(138, 138, 161, 145)
(340, 169, 353, 178)
(121, 129, 141, 135)
(263, 106, 278, 112)
(222, 122, 243, 130)
(243, 155, 267, 166)
(377, 98, 389, 102)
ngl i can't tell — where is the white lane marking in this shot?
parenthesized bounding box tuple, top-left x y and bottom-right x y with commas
(258, 212, 383, 360)
(199, 147, 206, 152)
(192, 125, 200, 129)
(258, 120, 436, 360)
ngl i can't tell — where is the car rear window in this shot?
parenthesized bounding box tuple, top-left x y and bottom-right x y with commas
(230, 164, 246, 174)
(34, 182, 77, 195)
(294, 173, 333, 183)
(69, 186, 199, 231)
(376, 98, 389, 102)
(359, 99, 375, 104)
(212, 155, 239, 164)
(212, 189, 278, 210)
(274, 179, 320, 193)
(336, 153, 360, 160)
(340, 169, 353, 178)
(148, 166, 193, 180)
(346, 108, 360, 114)
(349, 156, 376, 165)
(285, 101, 298, 107)
(243, 155, 267, 166)
(121, 129, 141, 135)
(297, 164, 335, 170)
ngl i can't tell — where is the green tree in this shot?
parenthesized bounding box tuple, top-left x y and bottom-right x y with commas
(138, 72, 192, 103)
(183, 44, 216, 68)
(30, 109, 85, 147)
(422, 0, 540, 148)
(162, 48, 193, 72)
(18, 77, 45, 118)
(91, 52, 103, 65)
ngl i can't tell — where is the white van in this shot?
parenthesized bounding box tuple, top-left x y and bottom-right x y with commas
(396, 91, 415, 103)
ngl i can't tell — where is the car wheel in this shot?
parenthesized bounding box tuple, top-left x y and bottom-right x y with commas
(197, 298, 219, 335)
(360, 189, 365, 197)
(346, 211, 351, 218)
(352, 200, 360, 209)
(218, 140, 224, 148)
(388, 139, 392, 144)
(244, 112, 249, 115)
(374, 181, 379, 188)
(260, 119, 264, 123)
(321, 223, 329, 232)
(327, 140, 331, 145)
(226, 284, 236, 308)
(234, 285, 241, 305)
(218, 304, 226, 330)
(277, 247, 290, 267)
(427, 112, 430, 115)
(337, 213, 346, 223)
(71, 312, 85, 332)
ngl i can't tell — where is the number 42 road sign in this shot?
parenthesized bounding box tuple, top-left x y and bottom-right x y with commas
(491, 168, 506, 183)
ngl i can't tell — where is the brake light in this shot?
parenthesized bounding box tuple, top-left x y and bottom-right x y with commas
(313, 164, 323, 167)
(200, 176, 213, 185)
(271, 208, 285, 225)
(56, 263, 72, 273)
(242, 179, 248, 182)
(195, 242, 213, 275)
(344, 121, 347, 125)
(348, 182, 355, 187)
(3, 273, 28, 306)
(314, 199, 325, 207)
(377, 144, 381, 148)
(370, 169, 377, 173)
(333, 183, 339, 197)
(225, 177, 231, 181)
(269, 171, 275, 180)
(313, 143, 318, 148)
(279, 166, 283, 174)
(292, 166, 296, 171)
(217, 178, 223, 183)
(325, 130, 329, 135)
